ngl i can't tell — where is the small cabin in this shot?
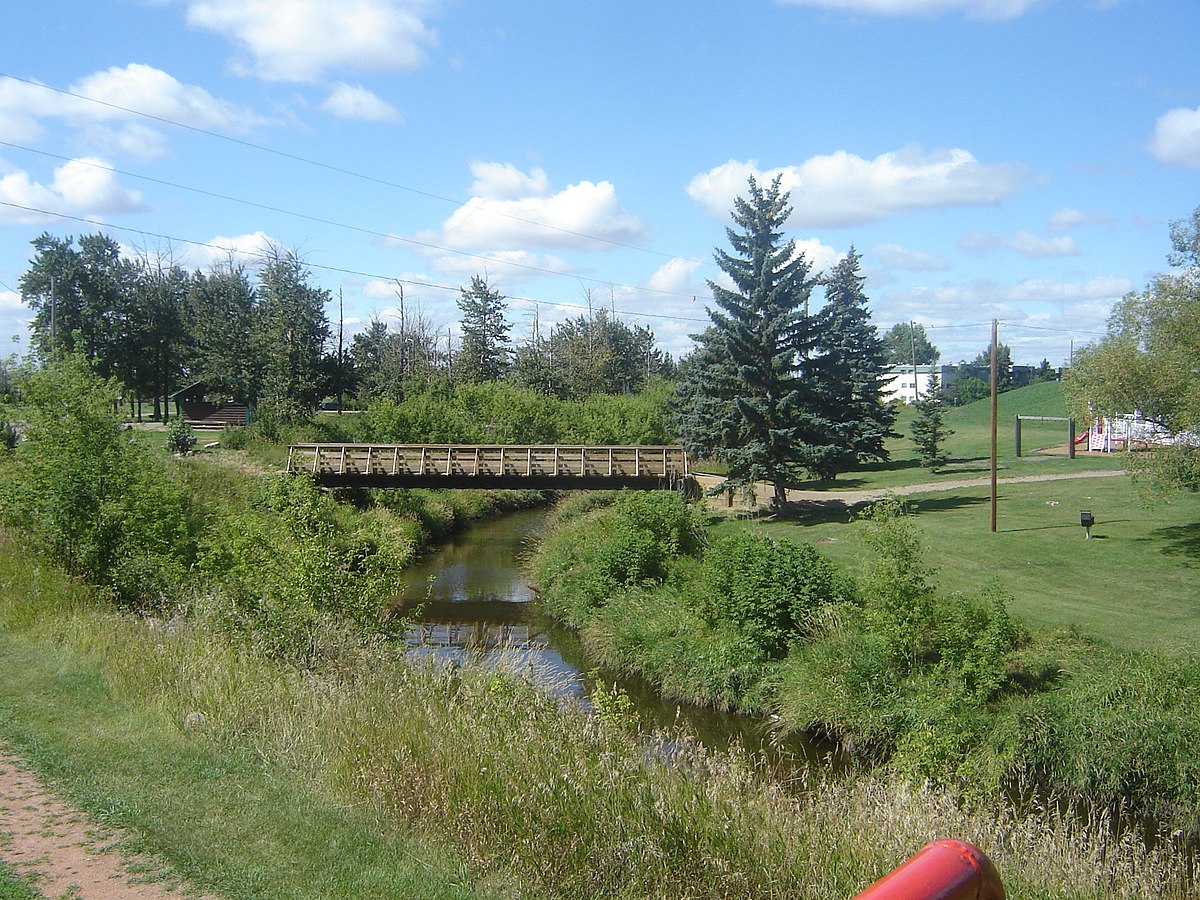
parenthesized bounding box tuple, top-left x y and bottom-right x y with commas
(170, 382, 250, 430)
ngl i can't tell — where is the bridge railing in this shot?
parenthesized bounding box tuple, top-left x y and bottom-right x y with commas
(286, 444, 691, 481)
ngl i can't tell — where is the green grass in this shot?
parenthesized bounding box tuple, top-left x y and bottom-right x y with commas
(2, 529, 1191, 898)
(0, 635, 486, 900)
(0, 863, 41, 900)
(733, 475, 1200, 654)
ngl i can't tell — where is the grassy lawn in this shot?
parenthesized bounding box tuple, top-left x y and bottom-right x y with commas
(727, 474, 1200, 654)
(790, 381, 1126, 494)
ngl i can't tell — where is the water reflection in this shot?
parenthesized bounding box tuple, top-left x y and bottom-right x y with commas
(392, 505, 842, 769)
(394, 508, 587, 699)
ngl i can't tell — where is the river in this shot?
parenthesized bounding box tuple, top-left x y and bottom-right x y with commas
(391, 506, 840, 765)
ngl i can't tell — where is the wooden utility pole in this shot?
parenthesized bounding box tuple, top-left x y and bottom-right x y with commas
(990, 319, 998, 533)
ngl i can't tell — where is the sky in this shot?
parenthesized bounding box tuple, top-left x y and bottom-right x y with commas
(1, 0, 1198, 368)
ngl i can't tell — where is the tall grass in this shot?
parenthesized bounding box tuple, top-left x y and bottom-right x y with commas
(0, 531, 1190, 898)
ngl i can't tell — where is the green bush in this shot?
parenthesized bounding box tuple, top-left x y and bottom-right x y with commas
(165, 418, 197, 455)
(0, 352, 193, 609)
(698, 531, 853, 657)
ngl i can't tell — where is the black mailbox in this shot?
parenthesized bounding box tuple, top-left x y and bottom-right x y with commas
(1080, 509, 1094, 539)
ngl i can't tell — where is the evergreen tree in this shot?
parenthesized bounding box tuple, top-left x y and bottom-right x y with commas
(910, 374, 954, 471)
(674, 176, 816, 508)
(455, 275, 511, 383)
(808, 248, 896, 476)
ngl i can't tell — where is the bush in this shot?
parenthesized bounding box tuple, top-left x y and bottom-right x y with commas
(698, 531, 853, 657)
(165, 418, 197, 455)
(0, 352, 194, 609)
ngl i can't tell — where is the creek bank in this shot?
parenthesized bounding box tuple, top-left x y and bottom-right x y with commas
(525, 490, 1200, 847)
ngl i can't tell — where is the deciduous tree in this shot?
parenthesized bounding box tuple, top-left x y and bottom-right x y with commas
(1065, 206, 1200, 491)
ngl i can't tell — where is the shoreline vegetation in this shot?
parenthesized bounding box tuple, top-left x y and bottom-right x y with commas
(0, 356, 1196, 896)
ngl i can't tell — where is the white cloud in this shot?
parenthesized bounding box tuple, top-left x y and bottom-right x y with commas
(775, 0, 1039, 20)
(687, 146, 1031, 228)
(794, 238, 842, 275)
(872, 243, 950, 271)
(186, 0, 438, 82)
(0, 66, 266, 159)
(321, 83, 401, 122)
(959, 230, 1079, 258)
(1047, 207, 1111, 231)
(1149, 105, 1200, 168)
(434, 163, 649, 251)
(0, 158, 144, 226)
(185, 231, 280, 270)
(644, 258, 703, 296)
(470, 162, 552, 201)
(887, 275, 1132, 313)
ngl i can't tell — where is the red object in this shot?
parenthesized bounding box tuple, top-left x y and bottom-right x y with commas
(852, 840, 1005, 900)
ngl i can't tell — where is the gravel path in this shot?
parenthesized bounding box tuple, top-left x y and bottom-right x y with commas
(0, 745, 202, 899)
(695, 469, 1126, 510)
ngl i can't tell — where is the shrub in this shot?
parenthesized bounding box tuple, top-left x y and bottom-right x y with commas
(165, 418, 197, 455)
(0, 352, 194, 608)
(698, 531, 853, 657)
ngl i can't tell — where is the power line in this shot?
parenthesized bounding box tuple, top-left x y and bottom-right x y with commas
(0, 72, 704, 265)
(0, 140, 705, 301)
(0, 199, 714, 328)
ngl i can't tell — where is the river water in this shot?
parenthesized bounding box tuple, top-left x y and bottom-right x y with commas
(392, 507, 839, 765)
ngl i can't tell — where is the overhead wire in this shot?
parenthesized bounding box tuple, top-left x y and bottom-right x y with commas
(0, 139, 707, 301)
(0, 199, 714, 327)
(0, 72, 705, 264)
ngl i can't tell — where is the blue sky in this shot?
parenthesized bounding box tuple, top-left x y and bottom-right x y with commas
(1, 0, 1197, 367)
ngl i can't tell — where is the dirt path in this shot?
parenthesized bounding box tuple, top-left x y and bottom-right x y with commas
(0, 745, 200, 899)
(695, 469, 1126, 511)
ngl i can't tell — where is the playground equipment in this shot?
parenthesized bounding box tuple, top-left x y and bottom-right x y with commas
(852, 840, 1005, 899)
(1014, 415, 1076, 458)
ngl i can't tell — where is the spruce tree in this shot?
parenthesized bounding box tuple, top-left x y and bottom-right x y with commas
(674, 176, 816, 508)
(455, 275, 511, 383)
(910, 374, 953, 471)
(808, 247, 896, 477)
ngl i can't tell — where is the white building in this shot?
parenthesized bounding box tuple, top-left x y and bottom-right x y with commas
(881, 365, 940, 404)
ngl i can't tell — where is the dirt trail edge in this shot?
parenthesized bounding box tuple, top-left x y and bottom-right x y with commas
(0, 744, 204, 899)
(695, 469, 1125, 510)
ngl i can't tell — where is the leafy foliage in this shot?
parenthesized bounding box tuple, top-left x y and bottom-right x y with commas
(882, 321, 940, 366)
(697, 531, 852, 656)
(165, 417, 197, 455)
(0, 351, 193, 608)
(1065, 206, 1200, 492)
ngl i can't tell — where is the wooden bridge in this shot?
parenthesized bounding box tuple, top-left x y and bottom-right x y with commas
(286, 443, 697, 493)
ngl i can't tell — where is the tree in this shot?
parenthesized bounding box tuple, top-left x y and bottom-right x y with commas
(255, 249, 330, 417)
(186, 262, 261, 403)
(882, 321, 939, 366)
(969, 342, 1013, 390)
(130, 255, 190, 421)
(910, 374, 954, 471)
(454, 275, 511, 383)
(674, 176, 816, 508)
(1065, 206, 1200, 491)
(808, 247, 896, 473)
(1032, 358, 1056, 382)
(19, 232, 137, 376)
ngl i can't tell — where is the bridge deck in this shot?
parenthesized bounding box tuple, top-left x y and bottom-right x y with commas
(286, 443, 695, 492)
